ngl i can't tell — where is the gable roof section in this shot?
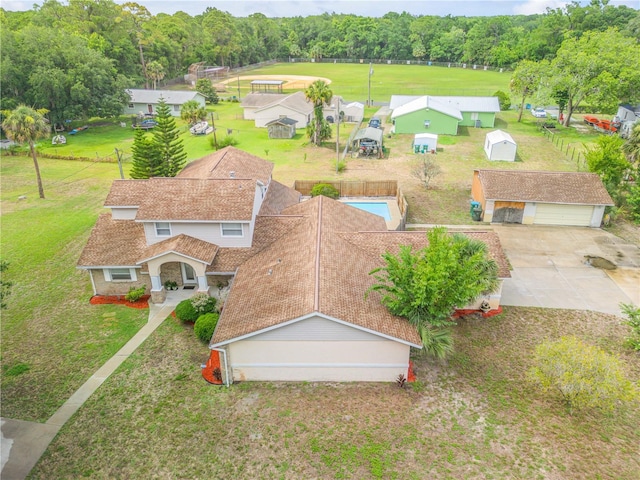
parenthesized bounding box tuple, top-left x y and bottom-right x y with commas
(476, 169, 614, 205)
(258, 180, 302, 216)
(137, 234, 219, 265)
(134, 178, 256, 221)
(211, 197, 423, 347)
(266, 117, 298, 126)
(391, 96, 463, 120)
(127, 89, 201, 105)
(104, 179, 149, 207)
(241, 92, 289, 108)
(77, 214, 146, 267)
(255, 91, 313, 116)
(178, 146, 273, 185)
(486, 130, 515, 145)
(432, 96, 500, 113)
(390, 95, 421, 110)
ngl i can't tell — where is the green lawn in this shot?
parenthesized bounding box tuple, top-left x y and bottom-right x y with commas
(2, 62, 637, 475)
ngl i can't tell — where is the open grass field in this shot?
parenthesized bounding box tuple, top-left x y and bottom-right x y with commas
(1, 62, 638, 477)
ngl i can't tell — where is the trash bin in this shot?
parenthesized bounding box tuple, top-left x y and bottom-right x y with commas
(470, 201, 482, 221)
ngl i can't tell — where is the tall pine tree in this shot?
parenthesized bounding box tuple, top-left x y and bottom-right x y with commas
(152, 98, 187, 177)
(129, 127, 161, 178)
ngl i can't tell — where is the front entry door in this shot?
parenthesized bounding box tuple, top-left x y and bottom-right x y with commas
(181, 263, 197, 284)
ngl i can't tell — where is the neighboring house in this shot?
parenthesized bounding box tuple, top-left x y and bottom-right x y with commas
(471, 169, 614, 227)
(253, 91, 314, 128)
(241, 93, 289, 120)
(78, 147, 511, 383)
(124, 89, 206, 117)
(484, 130, 516, 161)
(266, 117, 297, 139)
(413, 133, 438, 153)
(390, 95, 500, 134)
(322, 95, 344, 121)
(342, 101, 365, 123)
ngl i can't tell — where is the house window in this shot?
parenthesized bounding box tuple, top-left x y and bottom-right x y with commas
(155, 222, 171, 236)
(173, 104, 180, 112)
(424, 120, 431, 128)
(104, 268, 137, 282)
(128, 103, 134, 109)
(221, 223, 243, 237)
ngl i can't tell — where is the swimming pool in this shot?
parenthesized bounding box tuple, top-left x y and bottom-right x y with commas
(343, 201, 392, 221)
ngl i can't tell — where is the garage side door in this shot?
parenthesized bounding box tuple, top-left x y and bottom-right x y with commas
(533, 203, 594, 226)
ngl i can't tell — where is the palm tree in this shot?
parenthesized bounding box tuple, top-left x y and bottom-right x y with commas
(2, 105, 50, 198)
(180, 100, 207, 126)
(146, 61, 165, 90)
(622, 124, 640, 168)
(304, 79, 333, 146)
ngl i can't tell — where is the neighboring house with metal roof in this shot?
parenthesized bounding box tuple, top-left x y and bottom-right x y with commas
(471, 169, 614, 226)
(390, 95, 500, 134)
(124, 89, 206, 117)
(253, 91, 314, 128)
(78, 147, 511, 383)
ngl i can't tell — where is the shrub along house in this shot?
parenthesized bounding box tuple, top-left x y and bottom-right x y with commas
(471, 169, 614, 226)
(78, 147, 510, 384)
(390, 95, 500, 135)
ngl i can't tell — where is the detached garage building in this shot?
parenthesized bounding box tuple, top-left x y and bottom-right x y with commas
(471, 169, 614, 227)
(484, 130, 516, 161)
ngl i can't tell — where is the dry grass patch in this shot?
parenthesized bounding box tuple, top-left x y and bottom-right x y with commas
(32, 307, 640, 479)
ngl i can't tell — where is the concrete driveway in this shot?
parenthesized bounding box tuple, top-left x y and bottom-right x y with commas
(494, 225, 640, 316)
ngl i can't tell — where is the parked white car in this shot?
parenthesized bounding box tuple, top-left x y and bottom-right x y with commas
(531, 107, 547, 118)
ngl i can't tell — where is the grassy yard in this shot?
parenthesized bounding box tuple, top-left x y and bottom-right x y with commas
(29, 307, 640, 479)
(2, 62, 637, 476)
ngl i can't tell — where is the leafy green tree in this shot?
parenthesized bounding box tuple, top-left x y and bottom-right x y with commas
(145, 60, 165, 90)
(151, 98, 186, 177)
(493, 90, 511, 111)
(368, 227, 499, 358)
(529, 336, 639, 413)
(549, 28, 640, 126)
(622, 123, 640, 171)
(620, 303, 640, 350)
(180, 100, 207, 126)
(1, 105, 50, 198)
(0, 260, 13, 310)
(129, 127, 160, 179)
(304, 79, 333, 146)
(195, 78, 219, 105)
(510, 60, 546, 122)
(585, 135, 628, 199)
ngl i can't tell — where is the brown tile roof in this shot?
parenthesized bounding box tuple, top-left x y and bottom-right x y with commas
(77, 214, 147, 267)
(135, 178, 256, 221)
(338, 230, 511, 278)
(476, 169, 614, 205)
(208, 215, 304, 272)
(104, 179, 149, 206)
(138, 234, 219, 265)
(178, 146, 273, 185)
(211, 197, 422, 347)
(259, 180, 302, 216)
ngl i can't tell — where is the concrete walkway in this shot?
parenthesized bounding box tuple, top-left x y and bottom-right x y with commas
(1, 301, 176, 480)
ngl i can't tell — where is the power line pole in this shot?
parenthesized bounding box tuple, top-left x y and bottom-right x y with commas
(114, 148, 124, 179)
(336, 98, 340, 173)
(210, 112, 218, 149)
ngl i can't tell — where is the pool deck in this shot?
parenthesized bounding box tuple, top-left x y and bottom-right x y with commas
(339, 197, 402, 230)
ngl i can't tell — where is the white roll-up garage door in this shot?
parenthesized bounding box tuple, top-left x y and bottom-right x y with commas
(533, 203, 594, 226)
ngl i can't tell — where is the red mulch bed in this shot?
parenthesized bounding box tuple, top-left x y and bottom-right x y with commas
(452, 306, 503, 319)
(202, 350, 223, 385)
(89, 295, 150, 309)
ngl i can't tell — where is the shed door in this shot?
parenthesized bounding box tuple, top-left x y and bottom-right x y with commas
(533, 204, 594, 226)
(492, 201, 525, 224)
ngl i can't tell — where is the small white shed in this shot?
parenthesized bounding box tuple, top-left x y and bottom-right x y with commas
(342, 102, 365, 123)
(413, 133, 438, 153)
(484, 130, 516, 161)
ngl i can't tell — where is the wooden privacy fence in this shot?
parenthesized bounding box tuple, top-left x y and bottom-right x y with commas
(294, 180, 398, 197)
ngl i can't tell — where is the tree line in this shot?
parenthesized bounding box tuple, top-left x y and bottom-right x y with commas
(1, 1, 639, 118)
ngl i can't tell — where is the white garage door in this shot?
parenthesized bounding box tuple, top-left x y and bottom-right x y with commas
(533, 203, 594, 226)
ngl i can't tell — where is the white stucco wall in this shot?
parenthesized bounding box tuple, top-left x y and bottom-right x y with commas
(111, 207, 138, 220)
(254, 106, 310, 128)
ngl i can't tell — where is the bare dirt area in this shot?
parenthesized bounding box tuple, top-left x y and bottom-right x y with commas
(218, 74, 332, 91)
(31, 307, 640, 479)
